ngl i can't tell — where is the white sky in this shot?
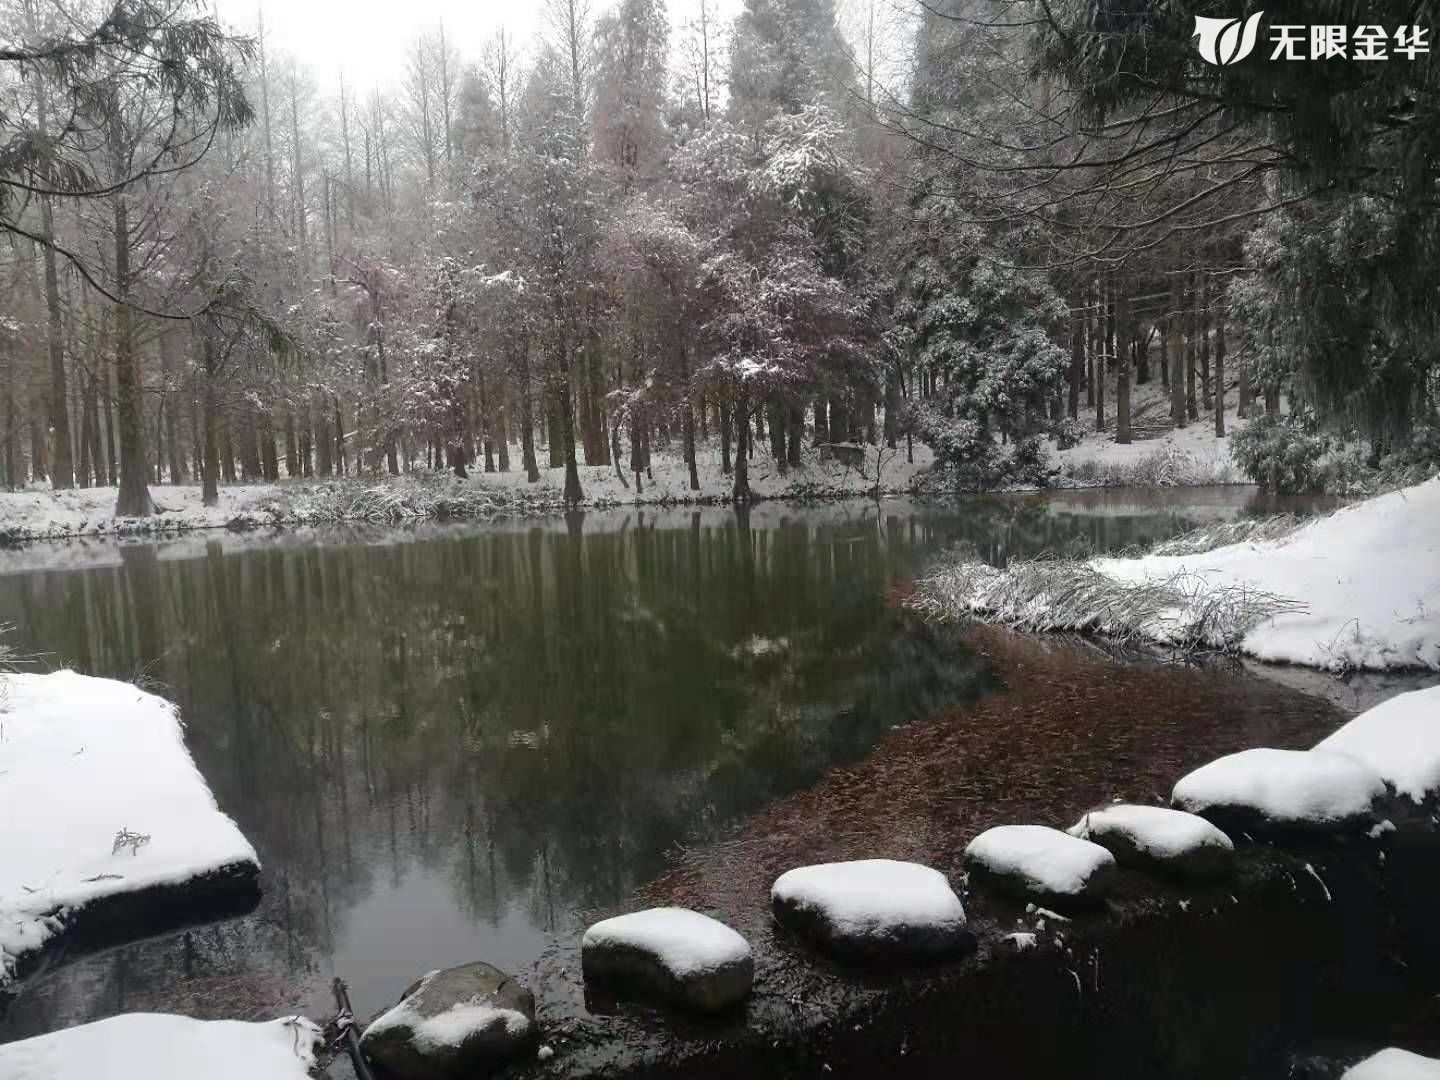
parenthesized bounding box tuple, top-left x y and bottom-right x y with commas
(212, 0, 743, 94)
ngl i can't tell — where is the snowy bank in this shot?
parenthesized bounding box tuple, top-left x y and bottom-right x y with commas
(0, 671, 259, 986)
(913, 477, 1440, 671)
(1341, 1048, 1440, 1080)
(0, 1013, 322, 1080)
(0, 442, 937, 545)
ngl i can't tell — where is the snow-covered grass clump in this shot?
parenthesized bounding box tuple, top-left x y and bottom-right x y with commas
(1171, 748, 1385, 830)
(1341, 1048, 1440, 1080)
(0, 1014, 322, 1080)
(770, 859, 968, 958)
(913, 476, 1440, 671)
(963, 825, 1116, 905)
(1315, 685, 1440, 804)
(0, 671, 258, 986)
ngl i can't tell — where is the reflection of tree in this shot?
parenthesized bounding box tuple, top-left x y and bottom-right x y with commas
(0, 496, 1220, 1036)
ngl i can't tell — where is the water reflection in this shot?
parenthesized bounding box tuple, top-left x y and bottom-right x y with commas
(0, 490, 1299, 1038)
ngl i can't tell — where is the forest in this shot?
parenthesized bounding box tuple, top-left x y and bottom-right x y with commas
(1, 0, 1438, 517)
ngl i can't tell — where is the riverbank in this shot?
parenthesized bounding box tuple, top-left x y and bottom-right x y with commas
(493, 627, 1440, 1079)
(0, 417, 1260, 546)
(912, 476, 1440, 673)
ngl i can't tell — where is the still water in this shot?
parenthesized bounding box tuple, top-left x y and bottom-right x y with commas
(0, 489, 1319, 1040)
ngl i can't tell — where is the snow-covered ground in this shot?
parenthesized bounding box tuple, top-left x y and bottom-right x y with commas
(1049, 378, 1255, 486)
(0, 442, 933, 544)
(0, 1013, 322, 1080)
(1341, 1048, 1440, 1080)
(916, 476, 1440, 672)
(1092, 478, 1440, 670)
(0, 671, 259, 987)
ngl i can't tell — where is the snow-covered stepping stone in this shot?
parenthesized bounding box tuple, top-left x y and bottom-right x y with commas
(1316, 685, 1440, 806)
(0, 671, 259, 988)
(1171, 748, 1385, 832)
(963, 825, 1116, 907)
(361, 962, 537, 1079)
(582, 907, 753, 1012)
(1067, 805, 1234, 880)
(770, 859, 970, 960)
(1341, 1048, 1440, 1080)
(0, 1013, 322, 1080)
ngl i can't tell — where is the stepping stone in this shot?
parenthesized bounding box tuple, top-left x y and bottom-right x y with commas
(582, 907, 753, 1012)
(1171, 748, 1384, 833)
(1068, 804, 1234, 879)
(1341, 1048, 1440, 1079)
(771, 859, 970, 960)
(1315, 685, 1440, 805)
(964, 825, 1115, 907)
(361, 962, 537, 1080)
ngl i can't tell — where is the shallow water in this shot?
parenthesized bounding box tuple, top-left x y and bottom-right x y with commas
(0, 487, 1340, 1041)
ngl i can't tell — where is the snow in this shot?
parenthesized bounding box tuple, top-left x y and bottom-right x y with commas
(770, 859, 965, 936)
(0, 441, 937, 545)
(1067, 804, 1233, 860)
(963, 825, 1116, 897)
(1089, 477, 1440, 670)
(581, 907, 751, 977)
(365, 994, 532, 1054)
(1315, 685, 1440, 803)
(0, 1013, 322, 1080)
(1170, 748, 1386, 827)
(1341, 1048, 1440, 1080)
(0, 671, 259, 986)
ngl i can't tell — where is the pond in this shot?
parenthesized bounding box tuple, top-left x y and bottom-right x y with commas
(0, 487, 1340, 1043)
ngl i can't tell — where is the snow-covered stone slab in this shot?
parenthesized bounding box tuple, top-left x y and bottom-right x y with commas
(1341, 1048, 1440, 1080)
(1171, 748, 1385, 832)
(0, 671, 260, 987)
(360, 961, 536, 1079)
(1316, 685, 1440, 804)
(0, 1013, 322, 1080)
(1067, 805, 1234, 879)
(581, 907, 753, 1012)
(963, 825, 1116, 907)
(771, 859, 970, 960)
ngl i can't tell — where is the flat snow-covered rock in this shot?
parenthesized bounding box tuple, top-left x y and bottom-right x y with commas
(1171, 748, 1385, 832)
(0, 1013, 321, 1080)
(1067, 804, 1234, 879)
(582, 907, 753, 1011)
(770, 859, 970, 960)
(1316, 685, 1440, 804)
(0, 671, 259, 987)
(361, 961, 536, 1079)
(1341, 1048, 1440, 1080)
(963, 825, 1116, 907)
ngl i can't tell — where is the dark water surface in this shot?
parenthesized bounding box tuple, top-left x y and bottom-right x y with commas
(0, 488, 1332, 1041)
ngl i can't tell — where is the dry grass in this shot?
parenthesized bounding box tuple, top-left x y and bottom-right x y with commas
(1143, 514, 1303, 557)
(1057, 444, 1242, 488)
(909, 554, 1306, 652)
(250, 476, 571, 525)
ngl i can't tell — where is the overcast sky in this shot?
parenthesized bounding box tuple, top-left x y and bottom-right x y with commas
(212, 0, 742, 93)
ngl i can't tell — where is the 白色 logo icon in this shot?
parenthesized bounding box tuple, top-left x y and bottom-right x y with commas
(1193, 11, 1265, 65)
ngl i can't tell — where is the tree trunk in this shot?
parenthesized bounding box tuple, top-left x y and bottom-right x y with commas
(1199, 273, 1213, 411)
(719, 397, 732, 475)
(1168, 275, 1187, 428)
(1238, 345, 1251, 419)
(112, 190, 152, 517)
(1116, 291, 1132, 445)
(1214, 312, 1227, 438)
(520, 346, 540, 482)
(732, 390, 750, 502)
(1185, 273, 1199, 420)
(1068, 300, 1082, 419)
(39, 203, 73, 489)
